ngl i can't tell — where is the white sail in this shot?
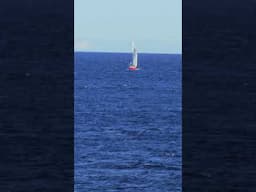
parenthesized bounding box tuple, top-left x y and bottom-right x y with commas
(131, 41, 138, 67)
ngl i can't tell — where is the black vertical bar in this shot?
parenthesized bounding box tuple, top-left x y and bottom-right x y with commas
(183, 0, 256, 191)
(0, 1, 74, 191)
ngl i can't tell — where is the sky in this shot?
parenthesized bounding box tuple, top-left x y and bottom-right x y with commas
(75, 0, 181, 53)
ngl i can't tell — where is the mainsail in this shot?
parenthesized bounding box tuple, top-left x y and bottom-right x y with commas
(131, 41, 138, 68)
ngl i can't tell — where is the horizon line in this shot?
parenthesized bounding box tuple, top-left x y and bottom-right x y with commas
(74, 50, 182, 55)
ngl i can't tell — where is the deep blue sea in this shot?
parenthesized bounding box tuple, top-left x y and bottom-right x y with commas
(75, 52, 181, 192)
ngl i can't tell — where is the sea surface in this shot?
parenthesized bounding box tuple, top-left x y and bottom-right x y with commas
(75, 52, 182, 192)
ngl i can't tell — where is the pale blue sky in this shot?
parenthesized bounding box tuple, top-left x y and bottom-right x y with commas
(75, 0, 181, 53)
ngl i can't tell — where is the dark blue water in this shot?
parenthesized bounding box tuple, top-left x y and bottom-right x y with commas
(75, 52, 181, 192)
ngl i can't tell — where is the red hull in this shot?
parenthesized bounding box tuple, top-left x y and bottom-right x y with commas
(128, 66, 137, 71)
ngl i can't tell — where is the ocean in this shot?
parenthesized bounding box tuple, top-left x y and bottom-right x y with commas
(75, 52, 182, 191)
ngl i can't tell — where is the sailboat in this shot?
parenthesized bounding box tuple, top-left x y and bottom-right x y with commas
(128, 41, 138, 71)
